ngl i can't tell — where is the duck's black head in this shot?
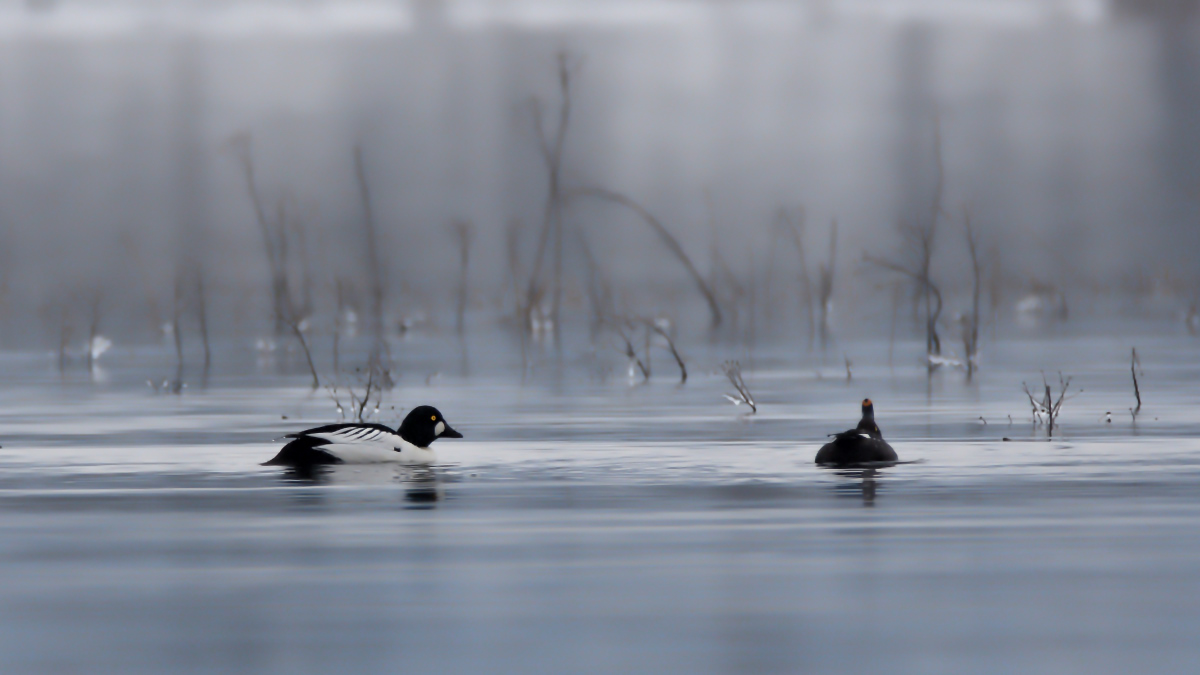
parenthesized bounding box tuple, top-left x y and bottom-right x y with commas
(860, 399, 875, 422)
(856, 398, 881, 437)
(397, 406, 463, 448)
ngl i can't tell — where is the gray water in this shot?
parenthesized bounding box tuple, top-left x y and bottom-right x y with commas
(2, 334, 1200, 674)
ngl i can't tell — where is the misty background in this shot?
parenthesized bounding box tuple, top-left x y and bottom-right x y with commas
(1, 0, 1198, 352)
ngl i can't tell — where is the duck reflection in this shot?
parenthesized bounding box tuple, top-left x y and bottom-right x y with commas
(278, 462, 333, 485)
(825, 466, 885, 507)
(401, 466, 444, 508)
(269, 463, 445, 508)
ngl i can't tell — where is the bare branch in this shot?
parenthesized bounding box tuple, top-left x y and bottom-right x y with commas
(288, 318, 319, 390)
(615, 320, 650, 381)
(1021, 371, 1076, 436)
(571, 186, 723, 327)
(862, 250, 943, 359)
(194, 266, 211, 372)
(1131, 347, 1142, 418)
(356, 365, 375, 422)
(523, 52, 577, 332)
(963, 210, 982, 380)
(353, 145, 385, 343)
(57, 306, 70, 373)
(647, 319, 687, 383)
(722, 360, 756, 413)
(226, 133, 296, 333)
(776, 207, 815, 347)
(450, 219, 475, 335)
(817, 219, 837, 350)
(86, 291, 102, 372)
(171, 274, 185, 391)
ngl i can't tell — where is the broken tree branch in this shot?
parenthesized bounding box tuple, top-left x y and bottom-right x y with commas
(571, 186, 723, 328)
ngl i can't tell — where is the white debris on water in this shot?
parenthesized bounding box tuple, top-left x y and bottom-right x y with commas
(88, 335, 112, 361)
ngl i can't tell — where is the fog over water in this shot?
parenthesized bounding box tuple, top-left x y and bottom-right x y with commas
(6, 4, 1200, 674)
(0, 0, 1197, 350)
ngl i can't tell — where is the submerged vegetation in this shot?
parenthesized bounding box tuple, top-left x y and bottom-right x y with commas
(1022, 372, 1078, 437)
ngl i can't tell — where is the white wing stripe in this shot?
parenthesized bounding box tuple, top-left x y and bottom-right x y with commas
(307, 426, 402, 446)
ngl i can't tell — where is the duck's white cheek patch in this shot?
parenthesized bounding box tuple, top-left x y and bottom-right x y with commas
(435, 421, 445, 436)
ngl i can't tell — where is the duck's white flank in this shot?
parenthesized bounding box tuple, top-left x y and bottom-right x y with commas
(304, 426, 437, 465)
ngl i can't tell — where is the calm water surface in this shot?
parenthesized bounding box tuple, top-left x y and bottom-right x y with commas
(2, 335, 1199, 674)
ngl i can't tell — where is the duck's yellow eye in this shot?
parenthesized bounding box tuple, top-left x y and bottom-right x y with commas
(431, 415, 437, 421)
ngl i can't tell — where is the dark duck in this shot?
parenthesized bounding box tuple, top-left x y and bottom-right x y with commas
(264, 405, 462, 468)
(815, 399, 898, 466)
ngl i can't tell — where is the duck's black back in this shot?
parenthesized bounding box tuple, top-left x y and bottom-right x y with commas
(263, 436, 344, 467)
(815, 429, 897, 466)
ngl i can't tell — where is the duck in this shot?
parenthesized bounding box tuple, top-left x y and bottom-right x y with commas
(264, 405, 462, 467)
(815, 398, 898, 466)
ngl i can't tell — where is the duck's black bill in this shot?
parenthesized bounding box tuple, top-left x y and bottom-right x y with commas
(441, 425, 463, 439)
